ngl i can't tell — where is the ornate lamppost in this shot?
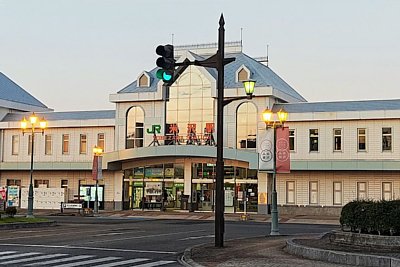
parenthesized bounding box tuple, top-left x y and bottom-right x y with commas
(92, 146, 103, 214)
(262, 108, 288, 235)
(21, 113, 47, 218)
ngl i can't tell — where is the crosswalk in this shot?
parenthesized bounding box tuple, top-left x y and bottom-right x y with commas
(0, 251, 175, 267)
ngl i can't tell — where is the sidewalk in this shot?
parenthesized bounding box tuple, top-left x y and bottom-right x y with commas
(182, 235, 350, 267)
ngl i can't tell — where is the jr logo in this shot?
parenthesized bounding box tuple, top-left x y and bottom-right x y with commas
(146, 125, 161, 134)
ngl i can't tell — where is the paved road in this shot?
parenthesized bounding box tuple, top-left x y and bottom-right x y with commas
(0, 216, 338, 266)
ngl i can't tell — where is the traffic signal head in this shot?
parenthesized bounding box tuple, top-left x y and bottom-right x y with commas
(156, 44, 174, 84)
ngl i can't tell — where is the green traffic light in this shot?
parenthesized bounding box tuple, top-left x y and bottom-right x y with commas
(156, 69, 172, 82)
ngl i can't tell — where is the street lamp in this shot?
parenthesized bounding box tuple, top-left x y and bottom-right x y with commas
(93, 146, 103, 214)
(20, 113, 47, 218)
(262, 108, 288, 235)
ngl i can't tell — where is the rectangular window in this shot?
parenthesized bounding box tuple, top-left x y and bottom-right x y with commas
(61, 180, 68, 188)
(12, 135, 19, 155)
(309, 129, 319, 152)
(382, 182, 392, 201)
(34, 179, 49, 188)
(333, 182, 342, 205)
(62, 134, 69, 154)
(382, 127, 392, 151)
(309, 181, 319, 205)
(333, 129, 342, 151)
(358, 128, 367, 151)
(289, 129, 295, 151)
(286, 181, 295, 204)
(80, 134, 87, 154)
(97, 133, 105, 152)
(45, 135, 52, 155)
(7, 179, 21, 186)
(28, 135, 33, 155)
(357, 182, 367, 200)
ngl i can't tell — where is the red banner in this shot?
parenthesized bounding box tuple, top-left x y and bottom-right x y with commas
(276, 127, 290, 173)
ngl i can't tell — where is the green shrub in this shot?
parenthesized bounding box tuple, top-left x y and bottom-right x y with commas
(340, 199, 400, 235)
(5, 207, 17, 218)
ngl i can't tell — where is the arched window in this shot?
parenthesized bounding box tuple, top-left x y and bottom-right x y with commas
(237, 102, 257, 149)
(126, 106, 144, 148)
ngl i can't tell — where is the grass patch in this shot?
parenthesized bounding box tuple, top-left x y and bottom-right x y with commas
(0, 217, 50, 224)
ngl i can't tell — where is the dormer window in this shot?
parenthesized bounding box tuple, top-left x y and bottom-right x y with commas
(235, 65, 251, 82)
(138, 72, 151, 87)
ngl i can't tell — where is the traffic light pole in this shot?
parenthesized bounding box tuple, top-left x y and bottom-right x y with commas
(215, 14, 225, 248)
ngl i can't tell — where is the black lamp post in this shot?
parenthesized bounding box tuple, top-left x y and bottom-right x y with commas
(21, 113, 47, 218)
(262, 108, 288, 235)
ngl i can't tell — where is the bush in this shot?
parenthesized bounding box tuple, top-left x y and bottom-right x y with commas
(341, 200, 400, 235)
(5, 207, 17, 218)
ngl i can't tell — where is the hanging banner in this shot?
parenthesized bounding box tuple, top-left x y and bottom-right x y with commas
(92, 155, 98, 180)
(97, 156, 103, 180)
(258, 128, 274, 171)
(276, 127, 291, 173)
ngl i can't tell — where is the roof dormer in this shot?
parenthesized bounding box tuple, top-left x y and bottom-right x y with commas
(137, 71, 151, 88)
(235, 65, 251, 83)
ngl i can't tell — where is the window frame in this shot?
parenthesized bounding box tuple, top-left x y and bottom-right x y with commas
(333, 181, 342, 205)
(382, 127, 392, 152)
(80, 134, 87, 154)
(309, 129, 319, 152)
(62, 134, 70, 155)
(309, 181, 319, 205)
(357, 128, 367, 152)
(289, 129, 295, 152)
(333, 128, 342, 152)
(286, 181, 296, 204)
(382, 182, 392, 201)
(357, 182, 368, 200)
(97, 133, 105, 152)
(45, 134, 52, 155)
(11, 135, 19, 155)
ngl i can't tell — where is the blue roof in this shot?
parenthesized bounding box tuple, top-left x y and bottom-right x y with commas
(1, 110, 115, 122)
(117, 52, 306, 102)
(273, 99, 400, 113)
(0, 72, 48, 108)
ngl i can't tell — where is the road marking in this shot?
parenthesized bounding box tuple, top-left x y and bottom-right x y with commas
(81, 229, 207, 245)
(95, 258, 149, 267)
(0, 244, 176, 254)
(0, 252, 16, 256)
(54, 256, 120, 267)
(1, 253, 67, 265)
(134, 261, 175, 267)
(0, 252, 40, 260)
(179, 234, 214, 240)
(26, 255, 95, 266)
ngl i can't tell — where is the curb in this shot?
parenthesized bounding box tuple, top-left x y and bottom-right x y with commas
(179, 245, 205, 267)
(286, 238, 400, 267)
(0, 221, 57, 230)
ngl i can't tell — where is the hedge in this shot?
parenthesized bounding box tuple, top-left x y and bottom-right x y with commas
(340, 200, 400, 235)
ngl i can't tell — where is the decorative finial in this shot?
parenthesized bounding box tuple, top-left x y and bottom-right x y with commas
(219, 13, 225, 26)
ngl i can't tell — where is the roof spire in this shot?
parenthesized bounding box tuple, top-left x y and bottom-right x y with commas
(266, 44, 269, 67)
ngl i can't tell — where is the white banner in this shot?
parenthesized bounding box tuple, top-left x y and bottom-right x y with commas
(258, 128, 274, 171)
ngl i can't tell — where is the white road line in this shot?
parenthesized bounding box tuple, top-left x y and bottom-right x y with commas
(1, 253, 67, 265)
(26, 255, 95, 266)
(54, 256, 120, 267)
(0, 252, 16, 256)
(0, 252, 40, 260)
(82, 229, 206, 245)
(95, 258, 149, 267)
(0, 244, 176, 254)
(133, 261, 175, 267)
(179, 234, 214, 240)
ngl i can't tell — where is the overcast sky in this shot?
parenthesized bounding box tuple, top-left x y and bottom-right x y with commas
(0, 0, 399, 111)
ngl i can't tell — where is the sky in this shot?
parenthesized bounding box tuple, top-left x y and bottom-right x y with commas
(0, 0, 399, 111)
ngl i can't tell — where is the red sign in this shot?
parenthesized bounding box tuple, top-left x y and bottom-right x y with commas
(276, 127, 290, 173)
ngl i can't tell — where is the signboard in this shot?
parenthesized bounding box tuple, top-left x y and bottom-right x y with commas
(7, 186, 20, 207)
(62, 203, 83, 209)
(0, 186, 6, 200)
